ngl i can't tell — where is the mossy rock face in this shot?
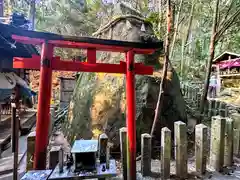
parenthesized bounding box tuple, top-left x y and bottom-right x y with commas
(64, 3, 187, 151)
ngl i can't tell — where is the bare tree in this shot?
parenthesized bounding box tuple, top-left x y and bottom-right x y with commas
(150, 0, 171, 137)
(180, 0, 195, 78)
(170, 0, 183, 58)
(198, 0, 220, 123)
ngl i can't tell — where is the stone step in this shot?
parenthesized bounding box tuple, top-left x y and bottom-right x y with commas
(20, 111, 36, 135)
(0, 116, 12, 153)
(0, 153, 24, 176)
(0, 111, 36, 155)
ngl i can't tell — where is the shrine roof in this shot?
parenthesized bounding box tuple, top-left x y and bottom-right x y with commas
(71, 140, 98, 153)
(6, 24, 162, 51)
(0, 23, 39, 59)
(213, 51, 240, 63)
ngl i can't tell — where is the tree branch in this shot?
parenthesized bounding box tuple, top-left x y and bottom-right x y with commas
(215, 7, 240, 42)
(219, 0, 235, 26)
(184, 1, 195, 46)
(178, 16, 185, 26)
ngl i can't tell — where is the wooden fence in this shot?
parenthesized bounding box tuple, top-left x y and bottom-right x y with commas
(120, 115, 240, 179)
(180, 83, 240, 118)
(59, 77, 76, 109)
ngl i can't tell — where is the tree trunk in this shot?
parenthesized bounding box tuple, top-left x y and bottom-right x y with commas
(180, 0, 194, 80)
(150, 0, 171, 137)
(184, 1, 195, 47)
(180, 38, 184, 78)
(29, 0, 36, 30)
(0, 0, 3, 17)
(170, 0, 183, 58)
(153, 0, 157, 12)
(158, 0, 163, 34)
(198, 0, 220, 124)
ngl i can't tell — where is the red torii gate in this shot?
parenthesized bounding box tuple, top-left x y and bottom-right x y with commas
(12, 31, 162, 179)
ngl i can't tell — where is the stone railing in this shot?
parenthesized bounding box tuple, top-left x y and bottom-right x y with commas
(120, 115, 240, 179)
(180, 82, 240, 118)
(26, 115, 240, 179)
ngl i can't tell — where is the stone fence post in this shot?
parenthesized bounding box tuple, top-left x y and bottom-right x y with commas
(141, 133, 151, 177)
(49, 146, 61, 169)
(120, 127, 127, 180)
(26, 131, 36, 171)
(161, 127, 171, 179)
(195, 124, 208, 175)
(224, 118, 233, 167)
(209, 116, 226, 171)
(174, 121, 187, 179)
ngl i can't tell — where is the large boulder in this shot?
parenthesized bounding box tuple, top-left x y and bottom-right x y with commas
(63, 3, 187, 151)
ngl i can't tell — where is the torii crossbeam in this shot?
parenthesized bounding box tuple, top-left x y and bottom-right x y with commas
(11, 30, 162, 180)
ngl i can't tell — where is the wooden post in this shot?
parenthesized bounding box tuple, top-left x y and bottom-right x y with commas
(195, 88, 200, 102)
(185, 86, 188, 98)
(34, 43, 54, 170)
(204, 99, 209, 116)
(59, 147, 64, 173)
(187, 87, 192, 100)
(126, 50, 136, 180)
(192, 88, 196, 101)
(49, 106, 56, 137)
(197, 93, 201, 109)
(11, 103, 19, 180)
(219, 101, 226, 117)
(161, 127, 171, 179)
(98, 133, 108, 163)
(49, 146, 61, 169)
(120, 127, 127, 180)
(233, 129, 240, 157)
(195, 124, 208, 175)
(106, 145, 110, 169)
(27, 131, 36, 171)
(141, 133, 151, 176)
(225, 105, 229, 117)
(215, 100, 220, 115)
(190, 87, 194, 101)
(224, 118, 233, 167)
(208, 100, 212, 117)
(212, 99, 217, 116)
(183, 84, 187, 97)
(174, 121, 187, 178)
(209, 116, 226, 171)
(194, 87, 198, 101)
(231, 113, 240, 129)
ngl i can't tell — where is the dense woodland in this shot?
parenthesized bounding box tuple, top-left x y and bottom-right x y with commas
(1, 0, 240, 83)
